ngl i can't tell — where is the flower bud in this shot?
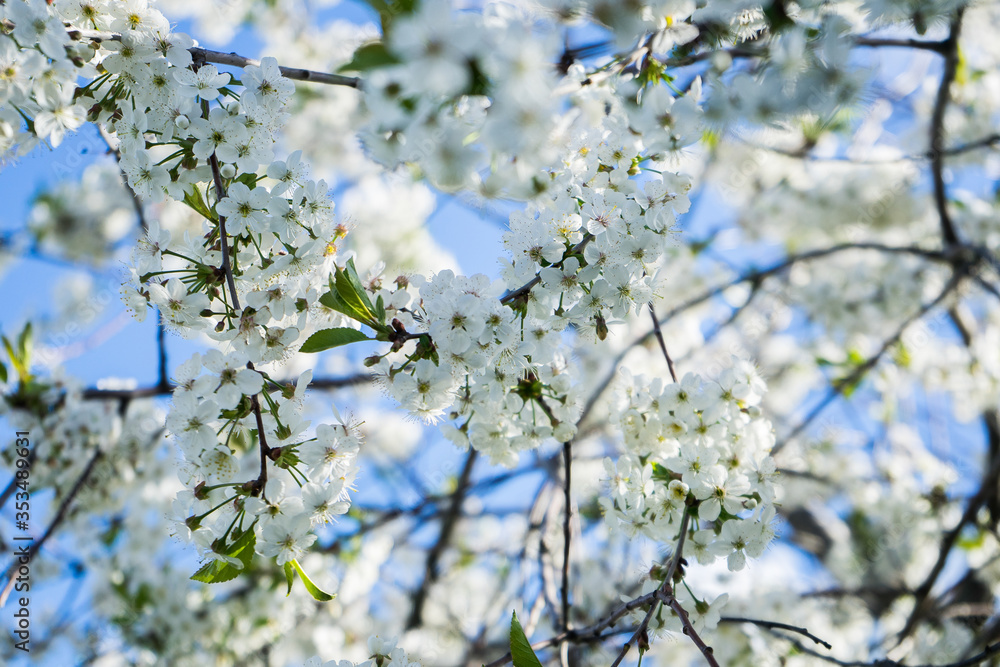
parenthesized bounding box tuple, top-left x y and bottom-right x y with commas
(174, 114, 190, 129)
(220, 163, 237, 179)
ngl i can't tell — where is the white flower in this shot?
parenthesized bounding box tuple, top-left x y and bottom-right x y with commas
(242, 57, 294, 109)
(173, 64, 231, 101)
(33, 83, 86, 147)
(189, 106, 248, 163)
(148, 278, 210, 330)
(202, 350, 262, 409)
(301, 481, 350, 525)
(257, 513, 316, 566)
(216, 183, 274, 236)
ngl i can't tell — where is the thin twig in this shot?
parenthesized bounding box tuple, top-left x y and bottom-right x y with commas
(665, 595, 722, 667)
(561, 438, 573, 631)
(69, 28, 360, 88)
(648, 301, 678, 383)
(610, 512, 692, 667)
(500, 234, 595, 305)
(719, 616, 832, 649)
(853, 36, 949, 52)
(777, 634, 1000, 667)
(0, 449, 102, 606)
(406, 449, 478, 629)
(576, 242, 953, 431)
(207, 151, 272, 496)
(772, 271, 962, 456)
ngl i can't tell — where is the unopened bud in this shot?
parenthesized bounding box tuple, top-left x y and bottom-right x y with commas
(174, 114, 190, 129)
(364, 355, 381, 368)
(220, 163, 237, 179)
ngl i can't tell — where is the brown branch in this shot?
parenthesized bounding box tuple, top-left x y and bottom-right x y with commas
(610, 512, 693, 667)
(207, 151, 273, 496)
(576, 242, 953, 431)
(720, 616, 832, 649)
(0, 448, 102, 606)
(561, 438, 573, 632)
(929, 10, 965, 247)
(895, 310, 1000, 644)
(941, 133, 1000, 156)
(69, 29, 360, 88)
(776, 633, 1000, 667)
(648, 301, 679, 383)
(80, 373, 371, 401)
(853, 36, 949, 52)
(406, 449, 478, 629)
(772, 271, 962, 456)
(483, 588, 661, 667)
(98, 125, 171, 393)
(666, 595, 722, 667)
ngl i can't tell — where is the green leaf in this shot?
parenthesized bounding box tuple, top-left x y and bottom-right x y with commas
(182, 185, 215, 221)
(300, 327, 372, 353)
(0, 360, 7, 384)
(1, 336, 18, 377)
(338, 42, 400, 73)
(509, 611, 543, 667)
(190, 528, 256, 584)
(290, 559, 336, 601)
(283, 562, 295, 596)
(2, 329, 30, 383)
(375, 294, 386, 325)
(334, 263, 376, 324)
(319, 289, 373, 325)
(343, 258, 376, 312)
(17, 322, 32, 369)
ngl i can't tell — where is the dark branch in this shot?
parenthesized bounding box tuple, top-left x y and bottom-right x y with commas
(69, 29, 360, 88)
(406, 449, 478, 629)
(929, 10, 966, 246)
(720, 616, 833, 649)
(0, 449, 102, 606)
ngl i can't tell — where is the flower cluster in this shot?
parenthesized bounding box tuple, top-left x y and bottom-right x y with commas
(0, 0, 857, 662)
(0, 0, 370, 585)
(357, 0, 563, 197)
(603, 362, 778, 571)
(356, 88, 696, 466)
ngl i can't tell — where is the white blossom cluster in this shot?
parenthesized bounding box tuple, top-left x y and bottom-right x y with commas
(358, 0, 564, 197)
(26, 163, 137, 264)
(0, 0, 366, 574)
(7, 0, 1000, 663)
(604, 363, 777, 571)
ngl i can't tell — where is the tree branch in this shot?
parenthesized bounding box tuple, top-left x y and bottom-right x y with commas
(69, 29, 360, 88)
(648, 301, 679, 383)
(0, 448, 102, 606)
(610, 512, 696, 667)
(406, 449, 478, 629)
(772, 270, 962, 456)
(719, 616, 832, 649)
(929, 10, 966, 247)
(853, 36, 949, 52)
